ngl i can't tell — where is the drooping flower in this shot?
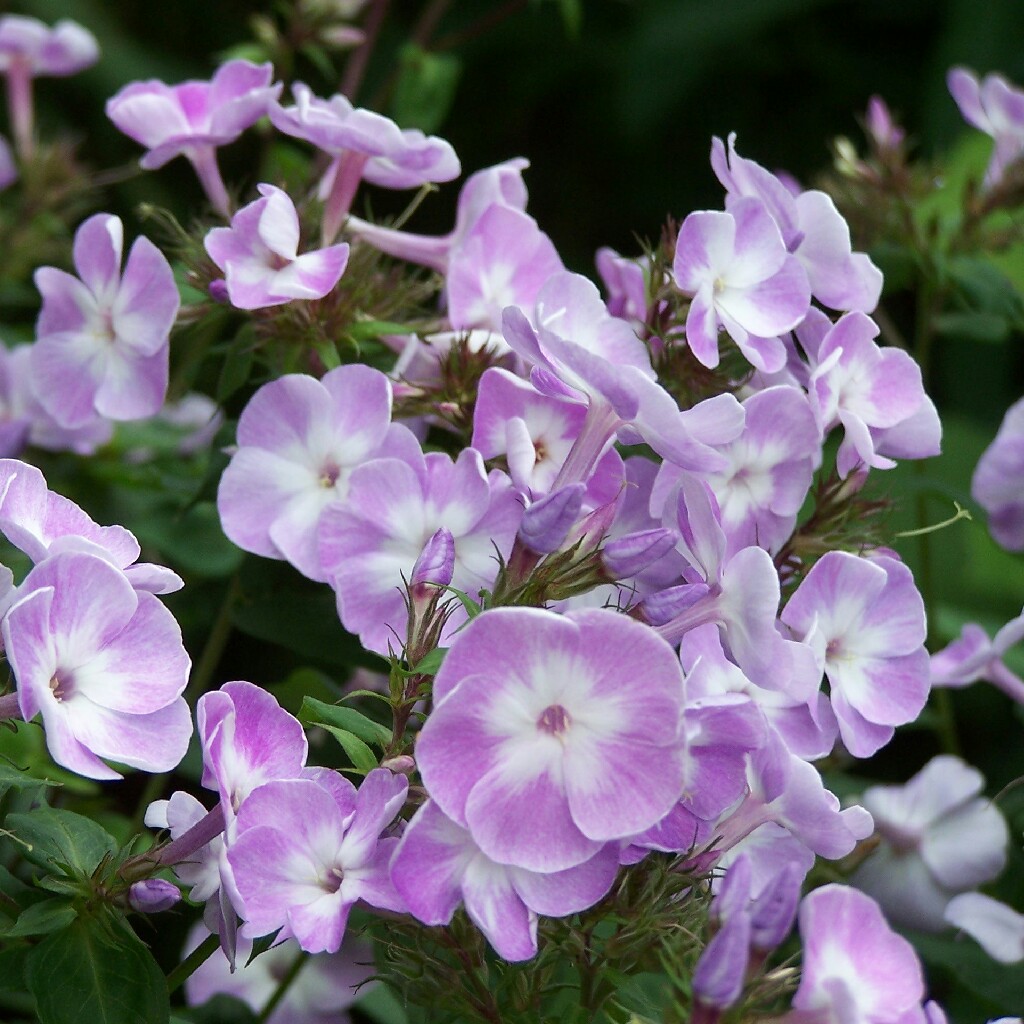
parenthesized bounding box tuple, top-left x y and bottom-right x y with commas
(30, 213, 180, 428)
(106, 60, 281, 216)
(2, 550, 192, 779)
(415, 606, 688, 872)
(930, 608, 1024, 704)
(204, 184, 349, 309)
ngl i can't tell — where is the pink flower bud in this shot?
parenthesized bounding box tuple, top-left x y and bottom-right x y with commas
(518, 484, 584, 554)
(129, 878, 181, 914)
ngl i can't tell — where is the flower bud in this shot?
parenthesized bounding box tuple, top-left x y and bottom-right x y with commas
(640, 582, 710, 626)
(208, 279, 229, 304)
(692, 911, 751, 1009)
(411, 528, 455, 593)
(518, 484, 585, 554)
(601, 528, 676, 580)
(750, 862, 802, 951)
(129, 878, 181, 914)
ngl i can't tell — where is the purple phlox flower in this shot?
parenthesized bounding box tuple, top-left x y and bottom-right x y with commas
(106, 60, 280, 216)
(318, 447, 522, 656)
(0, 345, 112, 455)
(471, 367, 586, 497)
(851, 755, 1008, 932)
(0, 16, 97, 76)
(865, 96, 906, 152)
(228, 769, 408, 953)
(621, 801, 712, 866)
(0, 16, 98, 159)
(945, 892, 1024, 964)
(390, 799, 619, 962)
(931, 609, 1024, 703)
(2, 550, 191, 779)
(715, 730, 873, 860)
(128, 878, 181, 915)
(712, 134, 883, 314)
(651, 479, 813, 699)
(31, 213, 179, 428)
(781, 550, 929, 758)
(503, 271, 738, 482)
(218, 365, 419, 582)
(0, 457, 182, 594)
(872, 393, 942, 464)
(948, 67, 1024, 188)
(782, 885, 925, 1024)
(595, 247, 655, 331)
(184, 921, 375, 1024)
(518, 483, 586, 554)
(681, 623, 837, 762)
(415, 606, 688, 873)
(972, 396, 1024, 551)
(716, 822, 815, 903)
(269, 83, 459, 242)
(205, 184, 349, 309)
(804, 311, 928, 477)
(654, 384, 821, 557)
(671, 196, 811, 372)
(694, 853, 804, 1010)
(447, 205, 564, 332)
(345, 158, 530, 273)
(197, 680, 309, 821)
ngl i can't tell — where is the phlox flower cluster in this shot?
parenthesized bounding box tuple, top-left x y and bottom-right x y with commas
(5, 19, 1023, 1023)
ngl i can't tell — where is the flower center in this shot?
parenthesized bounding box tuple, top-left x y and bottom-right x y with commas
(319, 865, 344, 894)
(319, 460, 341, 488)
(537, 704, 571, 736)
(49, 672, 72, 702)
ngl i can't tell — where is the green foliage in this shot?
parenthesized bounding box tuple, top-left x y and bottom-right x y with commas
(393, 45, 461, 134)
(26, 915, 169, 1024)
(7, 806, 117, 880)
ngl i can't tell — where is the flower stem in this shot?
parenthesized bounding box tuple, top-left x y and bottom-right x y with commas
(151, 803, 225, 868)
(166, 932, 220, 994)
(257, 950, 308, 1023)
(187, 146, 232, 219)
(6, 61, 34, 161)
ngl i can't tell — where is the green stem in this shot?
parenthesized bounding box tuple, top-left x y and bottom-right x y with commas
(186, 573, 240, 704)
(257, 950, 309, 1023)
(166, 933, 220, 995)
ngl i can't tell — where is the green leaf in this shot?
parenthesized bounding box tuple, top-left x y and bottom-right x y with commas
(216, 338, 255, 403)
(912, 929, 1024, 1015)
(134, 501, 245, 579)
(392, 44, 461, 134)
(321, 727, 378, 773)
(6, 897, 77, 938)
(0, 759, 62, 797)
(934, 310, 1011, 344)
(358, 982, 410, 1024)
(346, 320, 418, 342)
(441, 586, 482, 618)
(410, 647, 447, 676)
(6, 807, 117, 879)
(27, 917, 169, 1024)
(300, 697, 392, 747)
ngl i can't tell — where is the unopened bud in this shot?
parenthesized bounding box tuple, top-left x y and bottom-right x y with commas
(208, 279, 230, 304)
(128, 878, 181, 914)
(750, 863, 802, 952)
(601, 528, 676, 580)
(411, 528, 455, 596)
(518, 484, 585, 554)
(381, 754, 416, 775)
(639, 582, 709, 626)
(692, 911, 751, 1010)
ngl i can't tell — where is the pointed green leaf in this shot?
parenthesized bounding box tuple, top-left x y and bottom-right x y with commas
(6, 897, 77, 938)
(300, 698, 392, 747)
(26, 917, 169, 1024)
(321, 727, 378, 773)
(7, 807, 117, 879)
